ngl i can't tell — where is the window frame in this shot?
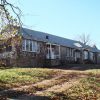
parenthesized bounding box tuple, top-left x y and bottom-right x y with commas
(22, 39, 38, 52)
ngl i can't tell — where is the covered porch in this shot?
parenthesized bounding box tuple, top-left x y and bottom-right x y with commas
(45, 43, 61, 66)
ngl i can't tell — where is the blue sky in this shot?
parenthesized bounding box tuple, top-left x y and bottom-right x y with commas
(9, 0, 100, 48)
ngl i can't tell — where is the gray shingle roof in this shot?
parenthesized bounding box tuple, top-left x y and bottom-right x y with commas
(21, 28, 83, 48)
(21, 28, 100, 53)
(84, 45, 100, 53)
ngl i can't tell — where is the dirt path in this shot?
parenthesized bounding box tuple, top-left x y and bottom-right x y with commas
(17, 79, 79, 100)
(17, 75, 86, 100)
(34, 75, 85, 96)
(35, 79, 79, 95)
(0, 72, 87, 100)
(0, 76, 61, 94)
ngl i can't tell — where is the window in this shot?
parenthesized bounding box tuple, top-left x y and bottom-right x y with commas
(22, 39, 38, 52)
(66, 48, 74, 57)
(71, 49, 73, 57)
(66, 48, 70, 57)
(22, 39, 26, 51)
(90, 52, 93, 60)
(26, 40, 30, 51)
(32, 41, 38, 52)
(30, 41, 33, 51)
(84, 51, 88, 59)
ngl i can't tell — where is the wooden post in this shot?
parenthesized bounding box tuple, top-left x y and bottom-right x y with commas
(59, 45, 61, 59)
(50, 43, 52, 59)
(81, 48, 84, 64)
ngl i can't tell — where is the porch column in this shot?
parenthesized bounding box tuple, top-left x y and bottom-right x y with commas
(81, 49, 84, 64)
(59, 45, 61, 59)
(88, 51, 90, 60)
(50, 43, 52, 59)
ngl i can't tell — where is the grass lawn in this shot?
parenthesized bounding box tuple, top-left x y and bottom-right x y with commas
(0, 67, 100, 100)
(0, 68, 60, 89)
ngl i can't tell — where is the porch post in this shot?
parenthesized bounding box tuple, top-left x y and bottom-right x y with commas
(88, 51, 90, 60)
(59, 45, 61, 59)
(81, 48, 84, 64)
(50, 43, 52, 59)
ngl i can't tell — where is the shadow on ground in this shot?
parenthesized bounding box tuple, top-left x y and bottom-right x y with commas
(0, 64, 100, 71)
(0, 89, 51, 100)
(44, 64, 100, 71)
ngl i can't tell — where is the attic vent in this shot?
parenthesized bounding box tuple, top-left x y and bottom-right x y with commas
(46, 35, 49, 39)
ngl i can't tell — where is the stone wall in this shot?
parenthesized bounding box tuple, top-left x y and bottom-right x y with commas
(15, 40, 47, 67)
(0, 35, 99, 67)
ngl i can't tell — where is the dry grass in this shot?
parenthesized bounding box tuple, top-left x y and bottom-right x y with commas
(0, 68, 62, 90)
(0, 67, 99, 100)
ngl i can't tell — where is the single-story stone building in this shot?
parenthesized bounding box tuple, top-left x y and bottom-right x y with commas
(0, 27, 100, 67)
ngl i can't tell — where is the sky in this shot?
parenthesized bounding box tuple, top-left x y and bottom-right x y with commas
(8, 0, 100, 48)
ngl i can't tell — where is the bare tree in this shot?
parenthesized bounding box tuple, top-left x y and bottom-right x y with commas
(78, 33, 91, 45)
(0, 1, 22, 66)
(0, 0, 22, 39)
(0, 0, 22, 24)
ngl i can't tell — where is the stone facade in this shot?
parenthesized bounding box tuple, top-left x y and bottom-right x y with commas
(0, 28, 100, 67)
